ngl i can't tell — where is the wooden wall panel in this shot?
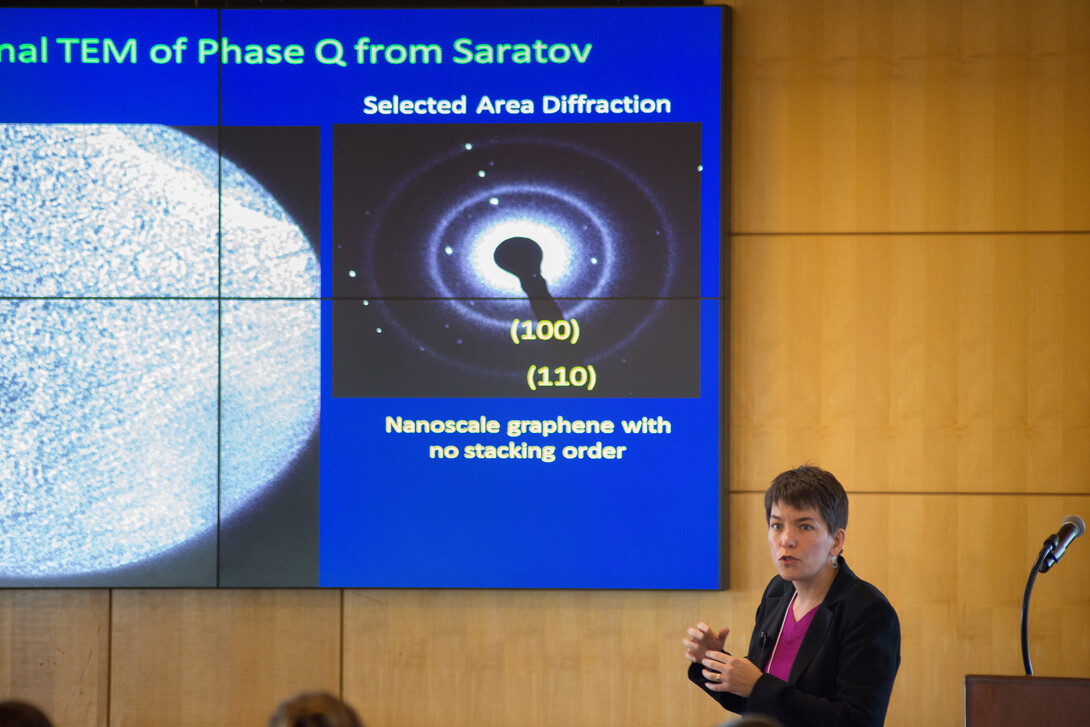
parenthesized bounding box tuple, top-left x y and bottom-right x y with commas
(732, 235, 1090, 495)
(0, 590, 109, 727)
(343, 587, 744, 727)
(731, 0, 1090, 233)
(107, 590, 341, 727)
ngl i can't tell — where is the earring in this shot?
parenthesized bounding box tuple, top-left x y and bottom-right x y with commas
(831, 555, 839, 568)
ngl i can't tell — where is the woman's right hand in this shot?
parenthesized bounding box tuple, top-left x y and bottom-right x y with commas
(682, 622, 729, 663)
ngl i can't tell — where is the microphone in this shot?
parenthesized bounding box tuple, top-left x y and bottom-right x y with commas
(1023, 514, 1085, 675)
(1039, 515, 1086, 573)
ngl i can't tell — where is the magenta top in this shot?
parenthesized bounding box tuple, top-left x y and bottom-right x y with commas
(765, 599, 818, 681)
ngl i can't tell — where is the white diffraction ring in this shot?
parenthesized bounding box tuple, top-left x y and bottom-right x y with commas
(426, 183, 616, 329)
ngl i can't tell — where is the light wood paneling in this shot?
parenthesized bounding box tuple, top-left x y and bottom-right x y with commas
(107, 590, 341, 727)
(731, 0, 1090, 233)
(0, 590, 109, 727)
(731, 234, 1090, 495)
(343, 588, 744, 727)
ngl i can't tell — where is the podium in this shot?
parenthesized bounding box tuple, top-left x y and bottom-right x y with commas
(965, 675, 1090, 726)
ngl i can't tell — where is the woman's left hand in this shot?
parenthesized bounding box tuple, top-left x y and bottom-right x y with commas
(700, 651, 762, 697)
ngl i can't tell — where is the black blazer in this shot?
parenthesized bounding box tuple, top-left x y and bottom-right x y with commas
(689, 558, 900, 727)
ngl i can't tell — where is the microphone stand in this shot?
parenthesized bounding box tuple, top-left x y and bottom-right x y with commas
(1020, 539, 1056, 676)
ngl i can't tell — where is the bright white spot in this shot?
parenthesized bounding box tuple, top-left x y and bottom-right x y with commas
(477, 170, 486, 178)
(444, 246, 454, 255)
(376, 327, 383, 333)
(348, 270, 357, 277)
(362, 300, 369, 306)
(591, 257, 599, 265)
(469, 218, 574, 295)
(489, 197, 499, 206)
(464, 143, 473, 150)
(698, 164, 703, 172)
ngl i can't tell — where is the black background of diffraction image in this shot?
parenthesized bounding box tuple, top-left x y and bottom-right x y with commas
(331, 122, 703, 398)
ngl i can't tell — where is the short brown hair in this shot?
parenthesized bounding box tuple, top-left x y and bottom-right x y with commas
(764, 465, 848, 533)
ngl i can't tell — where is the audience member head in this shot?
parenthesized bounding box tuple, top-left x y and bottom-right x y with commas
(268, 691, 363, 727)
(722, 714, 785, 727)
(764, 464, 849, 533)
(0, 701, 53, 727)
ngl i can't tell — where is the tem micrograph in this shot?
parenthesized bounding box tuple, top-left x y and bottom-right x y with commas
(0, 124, 319, 581)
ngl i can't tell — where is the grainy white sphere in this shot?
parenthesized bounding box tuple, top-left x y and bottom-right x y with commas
(0, 124, 320, 580)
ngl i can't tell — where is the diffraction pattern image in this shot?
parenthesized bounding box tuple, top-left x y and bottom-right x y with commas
(331, 123, 703, 398)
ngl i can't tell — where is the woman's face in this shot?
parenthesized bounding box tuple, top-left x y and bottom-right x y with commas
(767, 501, 845, 586)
